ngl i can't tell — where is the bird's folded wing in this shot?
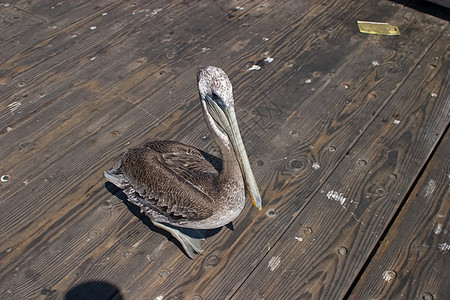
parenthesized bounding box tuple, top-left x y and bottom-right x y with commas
(120, 143, 218, 220)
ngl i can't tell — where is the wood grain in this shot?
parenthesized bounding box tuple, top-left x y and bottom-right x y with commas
(0, 0, 448, 299)
(124, 1, 448, 299)
(349, 131, 449, 299)
(232, 22, 450, 300)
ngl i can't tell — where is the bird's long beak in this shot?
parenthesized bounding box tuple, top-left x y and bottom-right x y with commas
(206, 97, 262, 210)
(225, 105, 262, 210)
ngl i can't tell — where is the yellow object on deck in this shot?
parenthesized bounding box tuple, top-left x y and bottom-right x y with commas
(357, 21, 400, 35)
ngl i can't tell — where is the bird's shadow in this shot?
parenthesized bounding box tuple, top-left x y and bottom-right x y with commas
(199, 149, 222, 173)
(105, 181, 229, 257)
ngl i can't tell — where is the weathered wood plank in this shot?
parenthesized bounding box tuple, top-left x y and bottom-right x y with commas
(0, 0, 337, 297)
(0, 0, 194, 242)
(14, 0, 117, 26)
(0, 0, 277, 171)
(0, 0, 185, 125)
(0, 0, 448, 299)
(232, 23, 450, 300)
(0, 4, 45, 49)
(0, 1, 293, 299)
(0, 0, 269, 198)
(348, 132, 449, 299)
(0, 0, 124, 84)
(121, 2, 449, 299)
(0, 0, 288, 248)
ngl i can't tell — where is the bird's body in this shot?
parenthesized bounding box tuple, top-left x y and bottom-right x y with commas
(105, 140, 245, 229)
(105, 66, 261, 258)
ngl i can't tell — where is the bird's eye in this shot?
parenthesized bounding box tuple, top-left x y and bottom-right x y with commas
(211, 91, 220, 101)
(209, 91, 228, 109)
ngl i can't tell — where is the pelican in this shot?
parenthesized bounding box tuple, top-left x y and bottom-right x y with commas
(104, 66, 262, 258)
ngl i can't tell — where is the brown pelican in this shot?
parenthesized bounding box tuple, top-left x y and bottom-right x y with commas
(104, 66, 262, 258)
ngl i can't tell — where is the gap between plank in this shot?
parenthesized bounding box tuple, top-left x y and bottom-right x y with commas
(343, 119, 449, 298)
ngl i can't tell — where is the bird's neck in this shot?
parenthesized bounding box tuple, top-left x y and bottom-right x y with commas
(200, 100, 244, 187)
(217, 136, 242, 183)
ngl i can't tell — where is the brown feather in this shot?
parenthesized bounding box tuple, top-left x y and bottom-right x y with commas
(118, 141, 218, 220)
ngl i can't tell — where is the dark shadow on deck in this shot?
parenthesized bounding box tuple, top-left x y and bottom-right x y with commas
(105, 182, 223, 258)
(391, 0, 450, 21)
(65, 281, 123, 300)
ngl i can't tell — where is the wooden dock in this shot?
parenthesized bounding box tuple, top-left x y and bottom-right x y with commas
(1, 0, 448, 299)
